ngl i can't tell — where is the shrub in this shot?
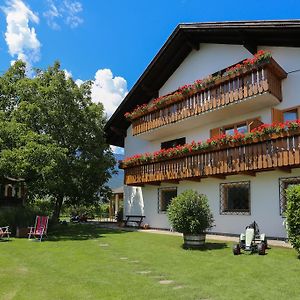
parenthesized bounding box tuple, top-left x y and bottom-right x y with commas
(30, 196, 54, 217)
(286, 185, 300, 256)
(167, 190, 214, 234)
(0, 207, 37, 233)
(116, 205, 124, 222)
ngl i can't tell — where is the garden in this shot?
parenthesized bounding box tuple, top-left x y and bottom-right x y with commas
(0, 224, 300, 300)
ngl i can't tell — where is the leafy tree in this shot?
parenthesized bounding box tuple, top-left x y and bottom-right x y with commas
(0, 61, 115, 221)
(286, 185, 300, 257)
(0, 115, 66, 197)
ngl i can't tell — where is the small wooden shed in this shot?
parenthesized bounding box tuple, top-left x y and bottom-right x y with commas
(0, 177, 26, 207)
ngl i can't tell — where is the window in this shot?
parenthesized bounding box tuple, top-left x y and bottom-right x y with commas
(224, 122, 248, 135)
(279, 177, 300, 215)
(220, 181, 250, 215)
(210, 118, 263, 138)
(272, 106, 300, 123)
(161, 137, 186, 149)
(283, 109, 298, 122)
(158, 187, 177, 213)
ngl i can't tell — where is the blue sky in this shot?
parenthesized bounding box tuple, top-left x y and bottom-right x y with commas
(0, 0, 299, 152)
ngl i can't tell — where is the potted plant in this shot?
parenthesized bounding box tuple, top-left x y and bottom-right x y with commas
(167, 190, 214, 248)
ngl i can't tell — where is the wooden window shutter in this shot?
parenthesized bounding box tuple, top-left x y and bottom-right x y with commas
(248, 118, 264, 132)
(272, 108, 283, 123)
(210, 127, 221, 137)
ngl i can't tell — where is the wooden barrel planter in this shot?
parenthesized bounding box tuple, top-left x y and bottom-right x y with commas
(183, 233, 206, 249)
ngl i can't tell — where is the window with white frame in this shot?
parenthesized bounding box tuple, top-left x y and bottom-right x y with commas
(220, 181, 250, 215)
(279, 176, 300, 215)
(158, 187, 177, 213)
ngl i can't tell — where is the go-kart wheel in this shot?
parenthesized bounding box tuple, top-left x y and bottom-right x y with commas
(233, 244, 240, 255)
(258, 242, 266, 255)
(239, 241, 245, 249)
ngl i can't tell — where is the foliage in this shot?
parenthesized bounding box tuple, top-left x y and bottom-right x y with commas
(0, 206, 49, 232)
(66, 204, 100, 219)
(286, 185, 300, 256)
(0, 60, 115, 221)
(0, 116, 67, 189)
(167, 190, 214, 234)
(29, 196, 55, 218)
(115, 204, 124, 222)
(122, 120, 300, 167)
(99, 203, 110, 215)
(124, 50, 271, 120)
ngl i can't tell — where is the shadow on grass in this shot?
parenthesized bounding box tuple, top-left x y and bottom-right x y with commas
(47, 223, 129, 242)
(182, 242, 228, 251)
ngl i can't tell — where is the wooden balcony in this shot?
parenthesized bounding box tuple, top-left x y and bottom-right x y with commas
(132, 58, 286, 138)
(122, 131, 300, 186)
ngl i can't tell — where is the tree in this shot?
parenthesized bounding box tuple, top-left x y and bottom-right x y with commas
(0, 115, 67, 197)
(0, 61, 115, 221)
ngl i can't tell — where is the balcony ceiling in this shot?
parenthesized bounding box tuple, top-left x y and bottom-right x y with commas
(105, 20, 300, 147)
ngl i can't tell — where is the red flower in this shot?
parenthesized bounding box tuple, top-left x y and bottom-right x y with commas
(125, 50, 272, 121)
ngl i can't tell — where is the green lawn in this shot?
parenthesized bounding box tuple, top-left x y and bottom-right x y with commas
(0, 224, 299, 300)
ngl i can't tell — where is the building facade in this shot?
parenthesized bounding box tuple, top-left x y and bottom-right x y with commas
(106, 21, 300, 238)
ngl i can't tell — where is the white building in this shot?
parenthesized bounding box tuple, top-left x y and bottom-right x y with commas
(105, 20, 300, 238)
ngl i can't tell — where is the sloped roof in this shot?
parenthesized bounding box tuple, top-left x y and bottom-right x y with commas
(105, 20, 300, 147)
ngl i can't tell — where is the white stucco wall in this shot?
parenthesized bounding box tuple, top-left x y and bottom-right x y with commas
(123, 44, 300, 238)
(159, 44, 250, 96)
(125, 168, 300, 238)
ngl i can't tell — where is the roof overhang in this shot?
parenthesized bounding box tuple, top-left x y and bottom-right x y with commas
(105, 20, 300, 147)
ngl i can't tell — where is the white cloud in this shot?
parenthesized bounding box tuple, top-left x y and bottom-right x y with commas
(43, 1, 61, 30)
(63, 69, 72, 79)
(44, 0, 83, 29)
(63, 0, 83, 28)
(75, 79, 84, 87)
(110, 146, 124, 155)
(2, 0, 41, 66)
(91, 69, 128, 118)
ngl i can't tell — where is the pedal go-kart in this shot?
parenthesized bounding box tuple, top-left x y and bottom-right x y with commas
(233, 221, 267, 255)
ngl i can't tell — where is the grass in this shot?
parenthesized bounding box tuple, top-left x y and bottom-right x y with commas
(0, 224, 300, 300)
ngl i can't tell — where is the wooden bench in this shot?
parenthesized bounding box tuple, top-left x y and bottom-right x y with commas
(124, 215, 145, 228)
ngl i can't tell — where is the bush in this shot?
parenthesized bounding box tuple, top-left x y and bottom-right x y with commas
(30, 196, 54, 218)
(0, 207, 37, 233)
(65, 204, 99, 219)
(116, 205, 124, 222)
(167, 190, 214, 234)
(286, 185, 300, 256)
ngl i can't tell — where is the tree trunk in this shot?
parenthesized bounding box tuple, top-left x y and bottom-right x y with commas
(52, 195, 64, 223)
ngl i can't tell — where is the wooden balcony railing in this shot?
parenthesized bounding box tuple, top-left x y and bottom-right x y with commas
(123, 131, 300, 185)
(132, 58, 287, 136)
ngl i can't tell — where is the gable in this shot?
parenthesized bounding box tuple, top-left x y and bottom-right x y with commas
(105, 20, 300, 147)
(160, 43, 250, 96)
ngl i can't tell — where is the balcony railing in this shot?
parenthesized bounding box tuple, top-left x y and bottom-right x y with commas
(122, 131, 300, 186)
(132, 58, 286, 136)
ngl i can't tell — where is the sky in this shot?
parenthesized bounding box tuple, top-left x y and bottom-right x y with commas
(0, 0, 299, 153)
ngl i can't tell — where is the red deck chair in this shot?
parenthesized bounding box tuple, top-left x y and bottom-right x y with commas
(0, 226, 11, 240)
(28, 216, 49, 242)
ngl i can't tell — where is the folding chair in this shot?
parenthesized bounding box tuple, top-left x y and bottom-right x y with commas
(0, 226, 11, 241)
(28, 216, 49, 242)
